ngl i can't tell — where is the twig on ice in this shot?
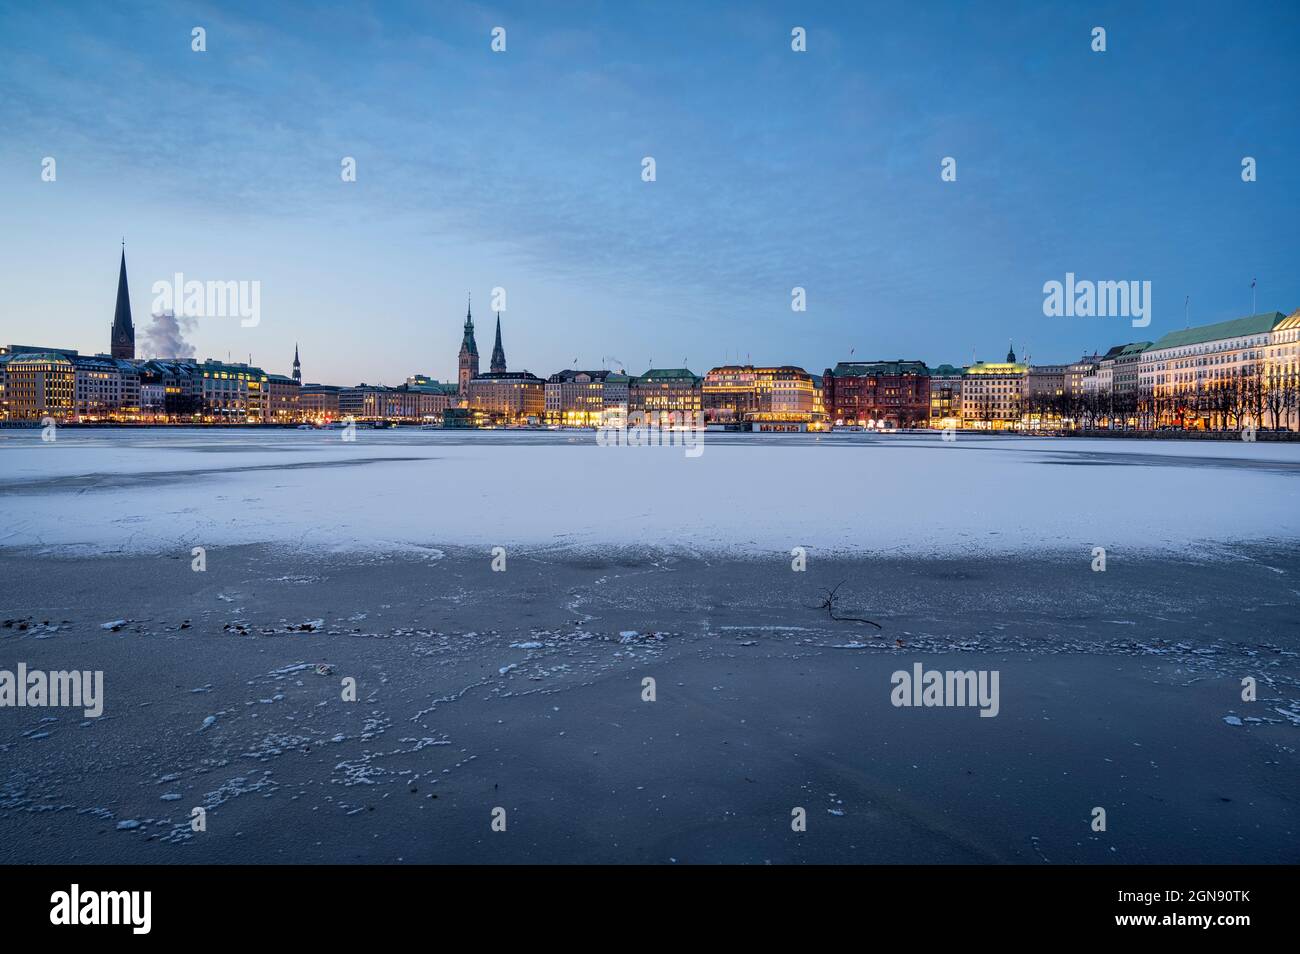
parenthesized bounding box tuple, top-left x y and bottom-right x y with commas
(811, 580, 883, 630)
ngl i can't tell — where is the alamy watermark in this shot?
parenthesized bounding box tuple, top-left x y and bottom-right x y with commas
(50, 884, 150, 934)
(595, 410, 704, 458)
(151, 272, 261, 327)
(1043, 273, 1150, 328)
(891, 663, 999, 717)
(1, 664, 103, 718)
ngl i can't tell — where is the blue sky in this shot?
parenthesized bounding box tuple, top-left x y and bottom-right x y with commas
(1, 0, 1297, 385)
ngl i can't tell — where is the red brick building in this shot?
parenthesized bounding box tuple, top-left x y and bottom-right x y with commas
(822, 360, 931, 427)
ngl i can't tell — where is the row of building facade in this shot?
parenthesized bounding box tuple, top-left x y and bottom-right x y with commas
(0, 345, 469, 425)
(6, 251, 1300, 431)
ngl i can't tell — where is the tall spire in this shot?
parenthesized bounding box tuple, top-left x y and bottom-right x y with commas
(490, 312, 507, 372)
(1006, 340, 1016, 363)
(110, 244, 135, 360)
(460, 295, 478, 355)
(458, 295, 480, 397)
(292, 343, 301, 383)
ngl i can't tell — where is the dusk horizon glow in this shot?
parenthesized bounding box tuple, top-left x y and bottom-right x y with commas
(2, 0, 1297, 385)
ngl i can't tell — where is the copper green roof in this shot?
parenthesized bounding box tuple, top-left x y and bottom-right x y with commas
(408, 382, 458, 394)
(6, 344, 79, 357)
(634, 368, 699, 382)
(4, 352, 74, 363)
(1149, 312, 1284, 351)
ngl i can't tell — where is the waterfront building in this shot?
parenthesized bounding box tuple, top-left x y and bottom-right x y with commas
(467, 371, 546, 423)
(266, 373, 301, 423)
(2, 352, 76, 420)
(928, 364, 964, 428)
(1110, 342, 1151, 400)
(1027, 364, 1067, 399)
(71, 353, 123, 419)
(822, 360, 930, 427)
(629, 368, 703, 426)
(1092, 343, 1151, 401)
(408, 379, 457, 418)
(545, 369, 631, 426)
(1264, 310, 1300, 430)
(702, 365, 821, 425)
(299, 383, 342, 422)
(759, 366, 820, 423)
(336, 382, 445, 422)
(0, 353, 11, 419)
(115, 358, 140, 416)
(442, 407, 473, 428)
(138, 374, 166, 419)
(1025, 363, 1068, 429)
(701, 365, 758, 423)
(1138, 311, 1287, 429)
(811, 374, 826, 421)
(137, 359, 202, 419)
(1067, 355, 1101, 397)
(961, 347, 1029, 429)
(1079, 342, 1151, 429)
(198, 359, 268, 422)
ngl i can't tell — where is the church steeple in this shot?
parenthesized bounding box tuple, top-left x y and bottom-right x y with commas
(490, 312, 506, 372)
(457, 294, 479, 397)
(1006, 341, 1016, 363)
(292, 343, 301, 383)
(460, 296, 478, 354)
(110, 243, 135, 360)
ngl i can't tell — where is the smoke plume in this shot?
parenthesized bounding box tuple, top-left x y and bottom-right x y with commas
(140, 311, 198, 359)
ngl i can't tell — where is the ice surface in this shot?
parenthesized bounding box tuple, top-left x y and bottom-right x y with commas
(2, 428, 1298, 557)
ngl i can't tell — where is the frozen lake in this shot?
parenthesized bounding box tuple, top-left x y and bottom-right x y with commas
(2, 428, 1298, 558)
(2, 540, 1298, 864)
(2, 430, 1297, 864)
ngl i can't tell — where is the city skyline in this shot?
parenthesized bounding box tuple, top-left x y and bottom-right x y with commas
(2, 1, 1298, 384)
(6, 243, 1297, 391)
(4, 241, 1294, 433)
